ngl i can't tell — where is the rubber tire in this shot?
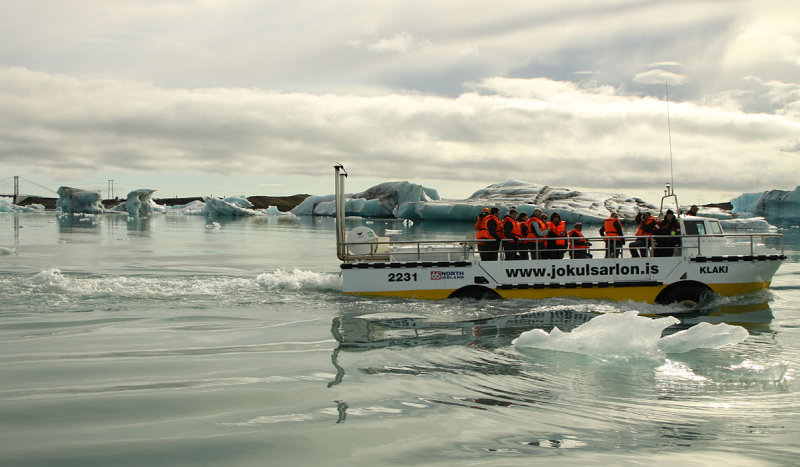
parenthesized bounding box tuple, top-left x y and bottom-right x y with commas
(448, 286, 501, 300)
(655, 284, 708, 308)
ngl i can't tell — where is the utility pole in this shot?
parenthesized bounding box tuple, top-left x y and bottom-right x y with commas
(13, 175, 19, 205)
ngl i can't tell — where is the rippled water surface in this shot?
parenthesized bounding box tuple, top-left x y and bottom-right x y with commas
(1, 212, 799, 465)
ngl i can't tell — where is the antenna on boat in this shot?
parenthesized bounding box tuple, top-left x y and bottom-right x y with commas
(660, 82, 679, 217)
(666, 81, 675, 196)
(334, 163, 348, 260)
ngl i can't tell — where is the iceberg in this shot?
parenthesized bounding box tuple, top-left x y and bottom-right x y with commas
(731, 186, 800, 225)
(56, 186, 104, 214)
(293, 179, 658, 223)
(292, 181, 439, 218)
(109, 189, 165, 218)
(0, 198, 44, 213)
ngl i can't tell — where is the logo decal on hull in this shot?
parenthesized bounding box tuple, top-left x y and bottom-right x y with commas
(431, 270, 465, 280)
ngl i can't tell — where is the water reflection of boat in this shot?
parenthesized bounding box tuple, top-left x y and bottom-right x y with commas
(331, 309, 599, 348)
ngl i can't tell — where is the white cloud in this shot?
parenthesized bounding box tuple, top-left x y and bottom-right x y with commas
(633, 69, 689, 86)
(1, 68, 798, 199)
(0, 1, 798, 199)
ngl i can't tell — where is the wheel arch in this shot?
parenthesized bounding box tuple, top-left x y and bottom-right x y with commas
(654, 280, 713, 306)
(448, 285, 502, 300)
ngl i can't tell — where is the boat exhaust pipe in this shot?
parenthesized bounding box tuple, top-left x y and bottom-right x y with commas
(335, 164, 348, 260)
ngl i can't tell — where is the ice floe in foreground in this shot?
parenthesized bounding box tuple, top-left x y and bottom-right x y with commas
(513, 310, 748, 357)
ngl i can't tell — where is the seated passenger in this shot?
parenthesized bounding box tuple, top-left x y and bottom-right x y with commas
(653, 209, 681, 257)
(568, 222, 592, 259)
(629, 211, 656, 258)
(546, 212, 567, 259)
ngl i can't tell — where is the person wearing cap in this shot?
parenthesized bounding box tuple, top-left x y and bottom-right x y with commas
(599, 212, 624, 258)
(568, 222, 592, 259)
(686, 205, 699, 216)
(654, 209, 681, 257)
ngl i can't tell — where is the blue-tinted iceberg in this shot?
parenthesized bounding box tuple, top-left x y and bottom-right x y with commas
(293, 179, 658, 223)
(203, 196, 260, 217)
(56, 187, 104, 214)
(292, 181, 439, 218)
(731, 186, 800, 225)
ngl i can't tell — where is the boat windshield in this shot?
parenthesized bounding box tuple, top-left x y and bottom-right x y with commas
(709, 221, 723, 235)
(683, 220, 707, 235)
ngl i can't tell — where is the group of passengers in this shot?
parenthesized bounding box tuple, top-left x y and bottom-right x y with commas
(474, 206, 684, 261)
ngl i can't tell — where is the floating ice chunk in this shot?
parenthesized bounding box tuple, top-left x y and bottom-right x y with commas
(203, 197, 259, 217)
(0, 198, 45, 212)
(264, 206, 281, 215)
(513, 310, 750, 357)
(0, 246, 16, 255)
(223, 195, 253, 209)
(658, 322, 748, 353)
(113, 189, 159, 218)
(513, 310, 677, 357)
(56, 187, 104, 214)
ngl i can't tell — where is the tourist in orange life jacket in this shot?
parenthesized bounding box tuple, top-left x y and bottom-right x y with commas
(479, 207, 502, 261)
(546, 212, 567, 259)
(568, 222, 592, 259)
(599, 212, 624, 258)
(498, 208, 522, 260)
(629, 211, 656, 257)
(527, 208, 549, 259)
(517, 212, 531, 260)
(653, 209, 681, 257)
(474, 207, 492, 260)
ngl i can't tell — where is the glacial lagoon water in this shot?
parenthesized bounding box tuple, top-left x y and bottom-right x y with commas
(1, 211, 799, 466)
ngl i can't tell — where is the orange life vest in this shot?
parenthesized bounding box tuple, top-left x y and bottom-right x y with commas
(527, 217, 547, 243)
(603, 217, 621, 237)
(477, 214, 498, 240)
(547, 221, 567, 246)
(634, 216, 656, 236)
(568, 229, 588, 249)
(498, 216, 521, 239)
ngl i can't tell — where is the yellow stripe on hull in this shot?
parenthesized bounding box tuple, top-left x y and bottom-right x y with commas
(496, 286, 667, 303)
(707, 281, 771, 296)
(343, 281, 773, 303)
(343, 289, 458, 300)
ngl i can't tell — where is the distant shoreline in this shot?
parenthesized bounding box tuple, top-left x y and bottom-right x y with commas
(11, 194, 311, 212)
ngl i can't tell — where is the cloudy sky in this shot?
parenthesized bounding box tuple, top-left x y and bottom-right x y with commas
(1, 0, 798, 203)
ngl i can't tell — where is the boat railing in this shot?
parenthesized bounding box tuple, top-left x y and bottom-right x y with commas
(339, 232, 784, 263)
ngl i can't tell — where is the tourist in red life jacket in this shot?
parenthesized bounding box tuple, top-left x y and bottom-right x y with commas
(653, 209, 681, 257)
(629, 211, 656, 257)
(498, 208, 522, 260)
(568, 222, 592, 259)
(546, 212, 567, 259)
(599, 212, 624, 258)
(517, 212, 531, 260)
(480, 207, 502, 261)
(527, 208, 549, 259)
